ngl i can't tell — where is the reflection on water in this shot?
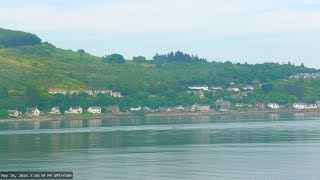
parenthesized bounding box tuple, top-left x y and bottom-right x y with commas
(1, 112, 320, 179)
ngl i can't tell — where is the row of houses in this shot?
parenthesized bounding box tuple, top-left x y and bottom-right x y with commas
(48, 89, 122, 98)
(289, 73, 320, 80)
(188, 85, 254, 92)
(8, 106, 120, 117)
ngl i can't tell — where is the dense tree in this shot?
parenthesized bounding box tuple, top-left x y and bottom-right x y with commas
(153, 51, 207, 63)
(102, 54, 125, 64)
(0, 87, 9, 98)
(0, 28, 41, 48)
(133, 56, 147, 63)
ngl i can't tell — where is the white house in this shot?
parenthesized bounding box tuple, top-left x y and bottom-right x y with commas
(49, 107, 61, 115)
(130, 106, 142, 111)
(25, 107, 41, 116)
(48, 89, 68, 95)
(188, 85, 209, 91)
(83, 90, 94, 96)
(8, 110, 22, 117)
(267, 103, 280, 109)
(227, 87, 240, 92)
(94, 90, 112, 95)
(211, 86, 223, 91)
(65, 107, 83, 114)
(293, 103, 307, 110)
(111, 92, 122, 98)
(87, 107, 102, 114)
(242, 85, 254, 91)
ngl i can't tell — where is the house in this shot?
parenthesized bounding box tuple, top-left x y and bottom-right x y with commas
(49, 107, 61, 115)
(130, 106, 142, 111)
(236, 103, 244, 107)
(111, 92, 122, 98)
(108, 106, 120, 113)
(83, 90, 94, 96)
(255, 103, 265, 109)
(197, 105, 211, 112)
(48, 89, 68, 95)
(267, 103, 280, 109)
(227, 86, 240, 92)
(8, 110, 22, 117)
(188, 85, 209, 91)
(68, 90, 80, 95)
(187, 90, 205, 99)
(25, 107, 41, 116)
(87, 107, 102, 114)
(242, 85, 254, 91)
(65, 107, 83, 114)
(215, 99, 232, 111)
(175, 106, 185, 112)
(316, 101, 320, 108)
(293, 103, 307, 110)
(211, 86, 223, 91)
(94, 90, 112, 95)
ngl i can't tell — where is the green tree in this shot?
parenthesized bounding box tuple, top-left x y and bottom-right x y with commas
(0, 109, 9, 119)
(102, 54, 125, 64)
(133, 56, 147, 63)
(0, 87, 9, 98)
(24, 85, 41, 107)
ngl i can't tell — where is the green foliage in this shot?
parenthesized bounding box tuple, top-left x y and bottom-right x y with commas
(0, 87, 9, 98)
(0, 28, 41, 48)
(0, 29, 319, 112)
(102, 54, 125, 64)
(153, 51, 207, 62)
(0, 109, 9, 119)
(133, 56, 149, 63)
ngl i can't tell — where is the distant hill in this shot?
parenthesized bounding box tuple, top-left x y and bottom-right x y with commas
(0, 28, 320, 113)
(0, 28, 41, 48)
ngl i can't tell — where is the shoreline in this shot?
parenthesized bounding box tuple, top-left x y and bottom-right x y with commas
(1, 108, 320, 124)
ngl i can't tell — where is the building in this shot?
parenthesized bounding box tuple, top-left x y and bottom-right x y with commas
(49, 107, 61, 115)
(255, 103, 265, 109)
(111, 92, 122, 98)
(267, 103, 280, 109)
(83, 90, 94, 96)
(227, 86, 240, 92)
(211, 86, 223, 91)
(316, 101, 320, 108)
(130, 106, 142, 111)
(188, 85, 209, 91)
(215, 99, 232, 111)
(108, 106, 120, 113)
(65, 107, 83, 114)
(293, 103, 307, 110)
(197, 105, 211, 112)
(236, 103, 244, 107)
(242, 85, 254, 91)
(8, 110, 22, 117)
(94, 90, 112, 95)
(48, 89, 68, 95)
(25, 107, 41, 116)
(87, 107, 102, 114)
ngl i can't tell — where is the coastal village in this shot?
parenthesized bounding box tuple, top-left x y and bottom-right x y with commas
(6, 85, 320, 118)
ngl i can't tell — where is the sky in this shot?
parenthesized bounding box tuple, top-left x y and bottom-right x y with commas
(1, 0, 320, 68)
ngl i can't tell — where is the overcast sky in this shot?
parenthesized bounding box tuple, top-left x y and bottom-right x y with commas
(1, 0, 320, 68)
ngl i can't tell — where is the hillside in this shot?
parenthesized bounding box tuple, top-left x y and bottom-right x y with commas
(0, 28, 320, 113)
(0, 28, 41, 48)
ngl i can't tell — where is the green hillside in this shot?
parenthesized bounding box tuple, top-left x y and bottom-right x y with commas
(0, 28, 41, 48)
(0, 28, 320, 114)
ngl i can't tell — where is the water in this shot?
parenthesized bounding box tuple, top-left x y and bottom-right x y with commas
(1, 112, 320, 179)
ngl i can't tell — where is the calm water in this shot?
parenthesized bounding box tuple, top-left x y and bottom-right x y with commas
(1, 112, 320, 179)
